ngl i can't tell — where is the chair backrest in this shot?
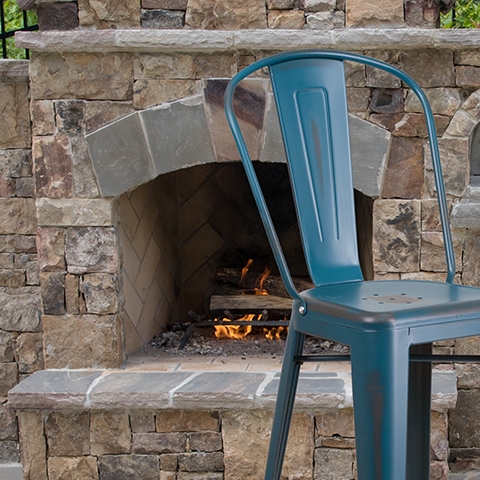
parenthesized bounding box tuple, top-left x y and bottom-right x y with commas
(224, 51, 455, 296)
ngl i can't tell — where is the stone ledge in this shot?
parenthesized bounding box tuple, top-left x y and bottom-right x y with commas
(15, 28, 480, 54)
(8, 368, 457, 412)
(0, 60, 29, 78)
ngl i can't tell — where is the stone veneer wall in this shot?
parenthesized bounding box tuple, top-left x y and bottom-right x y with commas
(3, 0, 480, 477)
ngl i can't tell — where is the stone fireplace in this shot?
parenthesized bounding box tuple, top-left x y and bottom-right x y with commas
(3, 0, 480, 477)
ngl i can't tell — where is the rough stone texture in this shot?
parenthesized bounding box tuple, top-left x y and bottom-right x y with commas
(156, 410, 220, 432)
(177, 452, 224, 472)
(400, 50, 455, 88)
(446, 110, 477, 137)
(84, 101, 135, 135)
(30, 53, 134, 101)
(0, 401, 18, 441)
(370, 113, 450, 138)
(425, 137, 469, 198)
(90, 411, 131, 455)
(381, 137, 424, 199)
(189, 432, 222, 452)
(300, 0, 336, 12)
(37, 2, 79, 30)
(98, 455, 159, 480)
(267, 0, 296, 8)
(17, 411, 48, 480)
(0, 362, 18, 397)
(45, 412, 90, 456)
(306, 11, 345, 29)
(132, 432, 187, 454)
(370, 88, 404, 113)
(0, 198, 37, 235)
(267, 10, 305, 29)
(314, 447, 355, 479)
(457, 363, 480, 389)
(0, 331, 16, 362)
(16, 332, 44, 374)
(36, 198, 114, 227)
(65, 274, 81, 314)
(420, 231, 462, 273)
(373, 200, 421, 273)
(346, 0, 403, 27)
(185, 0, 267, 29)
(223, 410, 314, 479)
(42, 314, 123, 368)
(456, 336, 480, 356)
(404, 87, 461, 116)
(405, 0, 439, 27)
(65, 227, 119, 274)
(78, 0, 141, 28)
(36, 228, 65, 272)
(40, 272, 66, 315)
(133, 79, 199, 109)
(0, 290, 42, 332)
(0, 149, 32, 179)
(315, 408, 355, 438)
(456, 66, 480, 87)
(450, 389, 480, 448)
(31, 101, 55, 136)
(141, 9, 185, 28)
(131, 412, 156, 433)
(143, 0, 188, 8)
(33, 135, 73, 199)
(0, 81, 31, 149)
(431, 411, 449, 461)
(81, 273, 120, 314)
(47, 456, 99, 480)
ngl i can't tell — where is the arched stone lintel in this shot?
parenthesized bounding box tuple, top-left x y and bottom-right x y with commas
(86, 79, 391, 198)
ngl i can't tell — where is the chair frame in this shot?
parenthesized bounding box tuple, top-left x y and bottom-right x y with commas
(224, 50, 480, 480)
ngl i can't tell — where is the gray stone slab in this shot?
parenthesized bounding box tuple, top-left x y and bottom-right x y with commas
(349, 114, 390, 198)
(0, 464, 23, 480)
(451, 202, 480, 229)
(432, 370, 457, 411)
(260, 95, 287, 164)
(140, 98, 216, 177)
(8, 370, 102, 409)
(173, 372, 265, 409)
(86, 112, 154, 197)
(259, 372, 346, 409)
(89, 371, 193, 409)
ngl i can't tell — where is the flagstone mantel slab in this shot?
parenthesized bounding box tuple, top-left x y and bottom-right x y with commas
(16, 28, 480, 54)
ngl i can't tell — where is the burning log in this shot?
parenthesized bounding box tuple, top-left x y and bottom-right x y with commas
(209, 294, 292, 314)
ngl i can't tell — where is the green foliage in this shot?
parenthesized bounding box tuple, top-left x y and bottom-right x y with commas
(441, 0, 480, 28)
(1, 0, 38, 59)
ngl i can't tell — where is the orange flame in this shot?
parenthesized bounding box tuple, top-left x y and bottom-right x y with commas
(214, 314, 256, 340)
(263, 326, 286, 341)
(240, 259, 254, 286)
(255, 267, 271, 296)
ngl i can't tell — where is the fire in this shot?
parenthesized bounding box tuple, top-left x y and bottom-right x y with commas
(213, 259, 286, 341)
(214, 314, 256, 340)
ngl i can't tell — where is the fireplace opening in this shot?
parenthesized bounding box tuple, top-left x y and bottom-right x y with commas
(118, 161, 373, 356)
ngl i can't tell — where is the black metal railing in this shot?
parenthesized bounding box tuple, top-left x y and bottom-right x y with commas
(1, 0, 38, 59)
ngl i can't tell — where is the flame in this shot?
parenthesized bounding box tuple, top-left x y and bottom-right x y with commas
(240, 259, 254, 285)
(214, 314, 256, 340)
(255, 267, 271, 296)
(263, 326, 286, 341)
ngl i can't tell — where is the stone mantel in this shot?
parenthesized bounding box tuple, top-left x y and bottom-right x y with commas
(15, 28, 480, 54)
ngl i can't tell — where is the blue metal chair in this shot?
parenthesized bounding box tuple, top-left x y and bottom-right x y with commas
(224, 50, 480, 480)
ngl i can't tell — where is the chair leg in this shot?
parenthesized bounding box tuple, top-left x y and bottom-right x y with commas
(407, 343, 432, 480)
(350, 330, 410, 480)
(264, 325, 305, 480)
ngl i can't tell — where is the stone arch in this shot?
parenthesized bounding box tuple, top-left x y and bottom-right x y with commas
(86, 79, 391, 199)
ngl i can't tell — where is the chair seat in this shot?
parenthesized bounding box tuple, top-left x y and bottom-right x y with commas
(300, 280, 480, 331)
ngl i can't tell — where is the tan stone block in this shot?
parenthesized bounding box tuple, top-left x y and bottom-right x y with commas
(189, 431, 223, 452)
(132, 432, 188, 454)
(48, 456, 99, 480)
(133, 79, 199, 109)
(462, 236, 480, 287)
(370, 113, 450, 138)
(0, 269, 25, 288)
(0, 331, 16, 363)
(0, 402, 18, 441)
(17, 332, 44, 374)
(185, 0, 267, 29)
(85, 101, 135, 135)
(193, 53, 236, 78)
(156, 410, 220, 432)
(420, 231, 462, 273)
(456, 66, 480, 87)
(18, 411, 48, 480)
(143, 0, 188, 8)
(31, 101, 55, 136)
(455, 335, 480, 355)
(431, 411, 448, 461)
(30, 53, 133, 101)
(90, 411, 131, 455)
(373, 199, 421, 273)
(43, 314, 123, 368)
(0, 149, 32, 179)
(267, 10, 305, 28)
(81, 273, 120, 314)
(36, 228, 65, 272)
(404, 87, 461, 116)
(0, 198, 37, 235)
(45, 411, 90, 456)
(36, 198, 115, 228)
(400, 50, 455, 88)
(314, 447, 355, 479)
(130, 411, 156, 433)
(455, 50, 480, 67)
(134, 53, 196, 80)
(446, 110, 477, 137)
(160, 453, 178, 471)
(70, 137, 100, 198)
(315, 408, 355, 438)
(0, 290, 42, 333)
(223, 410, 313, 479)
(462, 89, 480, 121)
(421, 199, 447, 232)
(346, 0, 403, 27)
(65, 274, 82, 314)
(78, 0, 141, 27)
(33, 135, 73, 199)
(346, 88, 370, 112)
(0, 362, 18, 396)
(0, 81, 31, 149)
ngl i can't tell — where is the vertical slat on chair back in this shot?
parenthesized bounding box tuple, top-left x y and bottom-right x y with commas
(269, 58, 363, 286)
